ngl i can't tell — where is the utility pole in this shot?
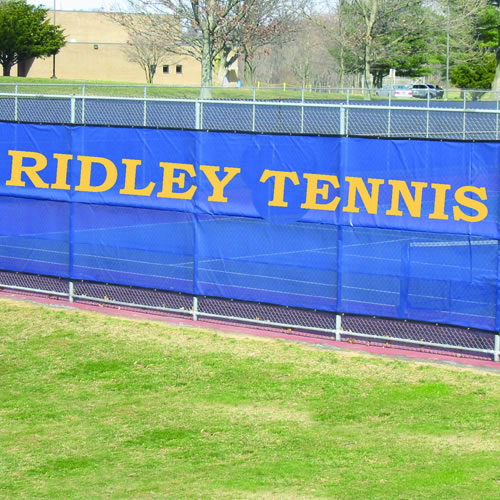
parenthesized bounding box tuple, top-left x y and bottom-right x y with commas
(445, 1, 450, 100)
(51, 0, 57, 79)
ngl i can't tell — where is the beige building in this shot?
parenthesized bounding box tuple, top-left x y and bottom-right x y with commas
(14, 10, 203, 85)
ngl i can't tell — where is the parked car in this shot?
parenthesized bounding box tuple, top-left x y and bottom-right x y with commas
(410, 83, 438, 99)
(375, 84, 413, 98)
(392, 85, 413, 98)
(426, 84, 445, 99)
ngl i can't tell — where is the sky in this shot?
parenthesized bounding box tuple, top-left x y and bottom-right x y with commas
(27, 1, 130, 11)
(29, 1, 326, 13)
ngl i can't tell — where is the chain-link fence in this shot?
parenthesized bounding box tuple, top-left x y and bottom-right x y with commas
(1, 84, 499, 362)
(0, 271, 497, 361)
(1, 84, 500, 139)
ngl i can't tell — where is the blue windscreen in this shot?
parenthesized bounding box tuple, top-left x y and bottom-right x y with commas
(0, 122, 498, 331)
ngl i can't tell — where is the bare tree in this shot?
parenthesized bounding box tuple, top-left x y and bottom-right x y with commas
(106, 12, 171, 84)
(212, 0, 304, 86)
(315, 1, 435, 95)
(125, 34, 171, 83)
(109, 12, 174, 83)
(253, 19, 338, 87)
(311, 3, 361, 88)
(232, 0, 304, 85)
(430, 0, 489, 74)
(121, 0, 262, 97)
(308, 0, 489, 92)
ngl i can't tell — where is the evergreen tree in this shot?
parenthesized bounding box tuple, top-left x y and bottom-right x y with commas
(450, 3, 499, 95)
(0, 0, 65, 77)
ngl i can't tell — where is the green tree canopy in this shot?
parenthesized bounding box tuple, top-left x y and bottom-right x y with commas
(451, 52, 496, 96)
(449, 4, 500, 95)
(328, 0, 432, 91)
(0, 0, 65, 76)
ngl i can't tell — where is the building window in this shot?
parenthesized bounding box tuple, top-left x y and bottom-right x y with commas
(176, 65, 182, 74)
(163, 65, 169, 74)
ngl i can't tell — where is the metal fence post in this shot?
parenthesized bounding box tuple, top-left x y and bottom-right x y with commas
(462, 92, 467, 140)
(496, 97, 499, 141)
(388, 91, 392, 137)
(335, 314, 342, 342)
(143, 85, 147, 127)
(494, 333, 499, 362)
(192, 295, 198, 321)
(300, 87, 305, 134)
(345, 89, 350, 135)
(195, 99, 201, 130)
(339, 105, 346, 136)
(14, 84, 18, 121)
(69, 281, 74, 303)
(252, 86, 256, 132)
(81, 84, 86, 124)
(70, 95, 76, 124)
(426, 91, 430, 139)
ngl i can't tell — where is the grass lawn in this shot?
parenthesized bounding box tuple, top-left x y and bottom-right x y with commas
(0, 299, 498, 499)
(0, 75, 474, 101)
(0, 76, 345, 100)
(0, 77, 340, 100)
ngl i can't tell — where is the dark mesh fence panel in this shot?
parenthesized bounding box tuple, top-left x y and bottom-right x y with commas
(72, 204, 195, 294)
(0, 196, 69, 276)
(195, 215, 337, 311)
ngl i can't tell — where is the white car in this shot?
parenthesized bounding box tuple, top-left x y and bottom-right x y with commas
(392, 85, 413, 98)
(375, 85, 413, 98)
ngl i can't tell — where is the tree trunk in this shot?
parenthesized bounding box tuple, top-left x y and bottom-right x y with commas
(2, 64, 11, 77)
(217, 46, 235, 86)
(244, 53, 256, 86)
(491, 9, 500, 93)
(200, 36, 213, 99)
(373, 72, 383, 88)
(362, 0, 378, 100)
(492, 45, 500, 92)
(238, 56, 245, 86)
(363, 49, 371, 100)
(492, 66, 500, 93)
(145, 64, 155, 84)
(339, 45, 345, 89)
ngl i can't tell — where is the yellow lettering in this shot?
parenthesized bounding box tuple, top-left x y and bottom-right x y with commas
(119, 158, 155, 197)
(157, 162, 197, 199)
(75, 155, 118, 193)
(343, 177, 384, 214)
(301, 173, 341, 211)
(200, 165, 240, 202)
(453, 186, 488, 222)
(429, 183, 451, 220)
(386, 180, 428, 218)
(50, 153, 72, 190)
(6, 150, 49, 188)
(259, 170, 299, 207)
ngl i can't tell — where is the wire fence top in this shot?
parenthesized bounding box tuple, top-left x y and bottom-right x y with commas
(1, 84, 500, 140)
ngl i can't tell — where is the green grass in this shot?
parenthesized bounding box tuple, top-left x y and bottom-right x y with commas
(0, 75, 352, 100)
(0, 75, 492, 101)
(1, 75, 474, 101)
(0, 299, 498, 499)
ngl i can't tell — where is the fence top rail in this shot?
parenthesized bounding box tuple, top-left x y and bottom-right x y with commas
(0, 82, 498, 93)
(1, 91, 500, 115)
